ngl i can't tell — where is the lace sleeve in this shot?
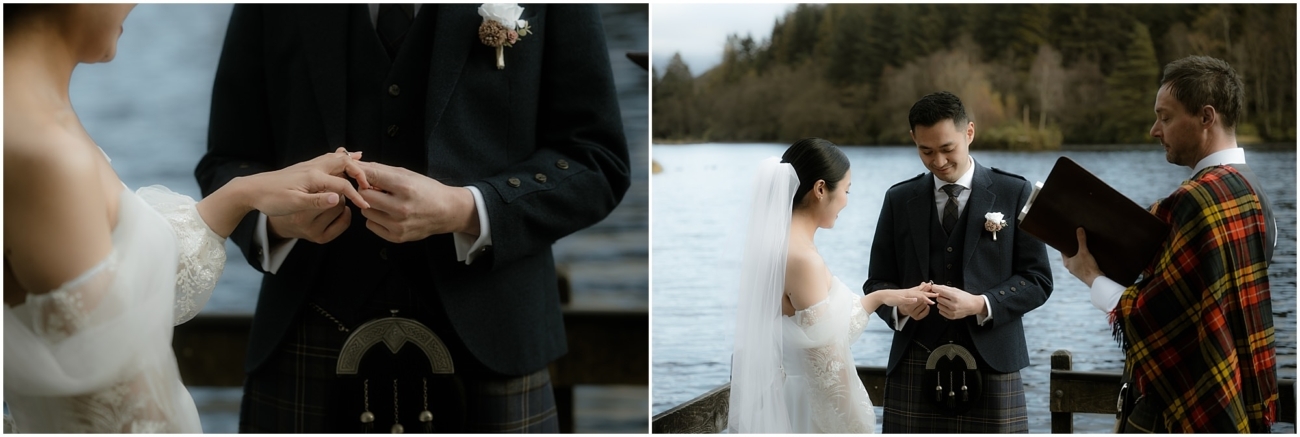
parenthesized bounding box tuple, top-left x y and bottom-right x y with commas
(784, 290, 876, 432)
(135, 186, 226, 325)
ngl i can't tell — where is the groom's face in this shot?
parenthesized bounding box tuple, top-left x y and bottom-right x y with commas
(911, 119, 974, 183)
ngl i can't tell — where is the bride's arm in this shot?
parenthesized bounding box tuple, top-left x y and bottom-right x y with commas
(4, 137, 113, 300)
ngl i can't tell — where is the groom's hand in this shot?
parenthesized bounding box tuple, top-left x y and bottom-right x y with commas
(896, 282, 935, 321)
(264, 148, 368, 245)
(358, 162, 479, 243)
(932, 284, 988, 320)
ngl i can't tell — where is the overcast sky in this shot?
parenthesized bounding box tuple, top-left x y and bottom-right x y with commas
(652, 3, 796, 76)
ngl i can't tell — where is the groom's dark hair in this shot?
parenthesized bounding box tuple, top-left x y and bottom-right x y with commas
(782, 138, 849, 209)
(908, 91, 970, 131)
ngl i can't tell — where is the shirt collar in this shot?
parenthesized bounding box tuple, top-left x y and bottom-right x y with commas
(1192, 148, 1247, 175)
(933, 156, 976, 193)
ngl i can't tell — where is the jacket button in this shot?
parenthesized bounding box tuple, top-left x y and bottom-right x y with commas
(999, 290, 1006, 295)
(1020, 280, 1026, 286)
(379, 247, 388, 261)
(1011, 287, 1017, 292)
(534, 173, 547, 183)
(507, 177, 521, 187)
(946, 247, 953, 253)
(556, 159, 569, 170)
(388, 84, 400, 96)
(946, 264, 952, 270)
(387, 125, 399, 137)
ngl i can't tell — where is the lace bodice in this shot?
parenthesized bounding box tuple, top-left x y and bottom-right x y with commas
(4, 186, 224, 433)
(781, 276, 876, 433)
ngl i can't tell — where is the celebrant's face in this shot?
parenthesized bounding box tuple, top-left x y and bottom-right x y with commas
(912, 119, 973, 183)
(1150, 84, 1206, 168)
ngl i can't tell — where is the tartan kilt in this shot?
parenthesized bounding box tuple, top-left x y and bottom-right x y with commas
(881, 345, 1028, 433)
(239, 305, 558, 433)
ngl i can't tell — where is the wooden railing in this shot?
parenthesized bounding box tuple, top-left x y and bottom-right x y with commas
(651, 349, 1296, 433)
(1048, 349, 1296, 433)
(172, 306, 647, 433)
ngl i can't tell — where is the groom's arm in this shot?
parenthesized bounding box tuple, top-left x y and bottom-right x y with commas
(975, 179, 1054, 329)
(195, 5, 277, 272)
(460, 4, 631, 268)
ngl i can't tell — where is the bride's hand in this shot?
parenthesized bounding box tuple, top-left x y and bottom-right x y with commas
(863, 283, 938, 314)
(881, 283, 939, 308)
(248, 148, 372, 216)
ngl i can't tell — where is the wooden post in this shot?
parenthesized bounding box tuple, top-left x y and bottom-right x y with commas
(1050, 350, 1073, 434)
(555, 385, 575, 433)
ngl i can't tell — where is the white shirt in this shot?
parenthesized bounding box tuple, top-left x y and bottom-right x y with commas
(1087, 147, 1249, 312)
(892, 156, 994, 330)
(256, 3, 492, 272)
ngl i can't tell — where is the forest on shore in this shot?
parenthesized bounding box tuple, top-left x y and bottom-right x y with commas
(652, 4, 1296, 149)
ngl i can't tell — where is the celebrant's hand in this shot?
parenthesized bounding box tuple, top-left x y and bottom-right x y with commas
(265, 148, 369, 244)
(932, 283, 988, 320)
(358, 162, 479, 243)
(1062, 227, 1103, 287)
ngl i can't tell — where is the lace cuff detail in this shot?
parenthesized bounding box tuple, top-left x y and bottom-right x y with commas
(136, 186, 226, 325)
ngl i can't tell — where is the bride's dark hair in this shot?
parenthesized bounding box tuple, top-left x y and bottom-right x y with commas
(781, 138, 849, 208)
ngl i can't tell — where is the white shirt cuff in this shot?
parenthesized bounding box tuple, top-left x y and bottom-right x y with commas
(453, 186, 492, 265)
(976, 295, 993, 325)
(892, 307, 910, 331)
(255, 212, 298, 274)
(1090, 276, 1125, 313)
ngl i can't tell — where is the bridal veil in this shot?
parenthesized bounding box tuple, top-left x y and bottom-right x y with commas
(728, 157, 799, 433)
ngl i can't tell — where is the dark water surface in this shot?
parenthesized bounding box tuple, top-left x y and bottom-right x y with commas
(67, 4, 648, 432)
(651, 143, 1296, 433)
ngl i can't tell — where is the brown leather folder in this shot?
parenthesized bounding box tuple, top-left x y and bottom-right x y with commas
(1018, 157, 1170, 285)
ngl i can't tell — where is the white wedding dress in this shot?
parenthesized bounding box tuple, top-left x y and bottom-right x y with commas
(781, 276, 876, 433)
(4, 185, 225, 433)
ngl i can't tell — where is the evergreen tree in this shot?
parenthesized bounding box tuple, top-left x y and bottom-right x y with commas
(1103, 22, 1161, 144)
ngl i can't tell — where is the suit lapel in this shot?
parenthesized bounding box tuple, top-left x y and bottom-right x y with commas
(906, 177, 933, 277)
(300, 6, 349, 149)
(423, 5, 478, 143)
(963, 161, 996, 272)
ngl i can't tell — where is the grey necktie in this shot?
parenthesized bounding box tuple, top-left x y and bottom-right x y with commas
(941, 184, 965, 234)
(377, 4, 415, 59)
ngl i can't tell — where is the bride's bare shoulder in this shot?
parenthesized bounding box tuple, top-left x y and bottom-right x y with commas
(785, 246, 830, 310)
(4, 121, 97, 188)
(4, 121, 114, 295)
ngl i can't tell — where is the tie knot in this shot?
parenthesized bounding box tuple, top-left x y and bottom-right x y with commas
(941, 184, 965, 198)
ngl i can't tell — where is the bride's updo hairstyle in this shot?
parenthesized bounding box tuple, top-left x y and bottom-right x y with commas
(781, 138, 849, 209)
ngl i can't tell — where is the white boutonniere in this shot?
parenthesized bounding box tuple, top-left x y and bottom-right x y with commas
(984, 212, 1007, 241)
(477, 3, 532, 70)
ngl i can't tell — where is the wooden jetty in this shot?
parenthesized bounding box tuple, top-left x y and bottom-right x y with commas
(652, 349, 1296, 433)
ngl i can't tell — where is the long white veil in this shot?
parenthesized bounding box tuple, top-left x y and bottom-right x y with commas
(728, 157, 799, 433)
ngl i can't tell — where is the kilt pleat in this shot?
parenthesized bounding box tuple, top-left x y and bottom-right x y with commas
(881, 345, 1028, 433)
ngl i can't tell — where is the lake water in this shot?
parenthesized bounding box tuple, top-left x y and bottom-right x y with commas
(65, 4, 648, 433)
(651, 143, 1297, 433)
